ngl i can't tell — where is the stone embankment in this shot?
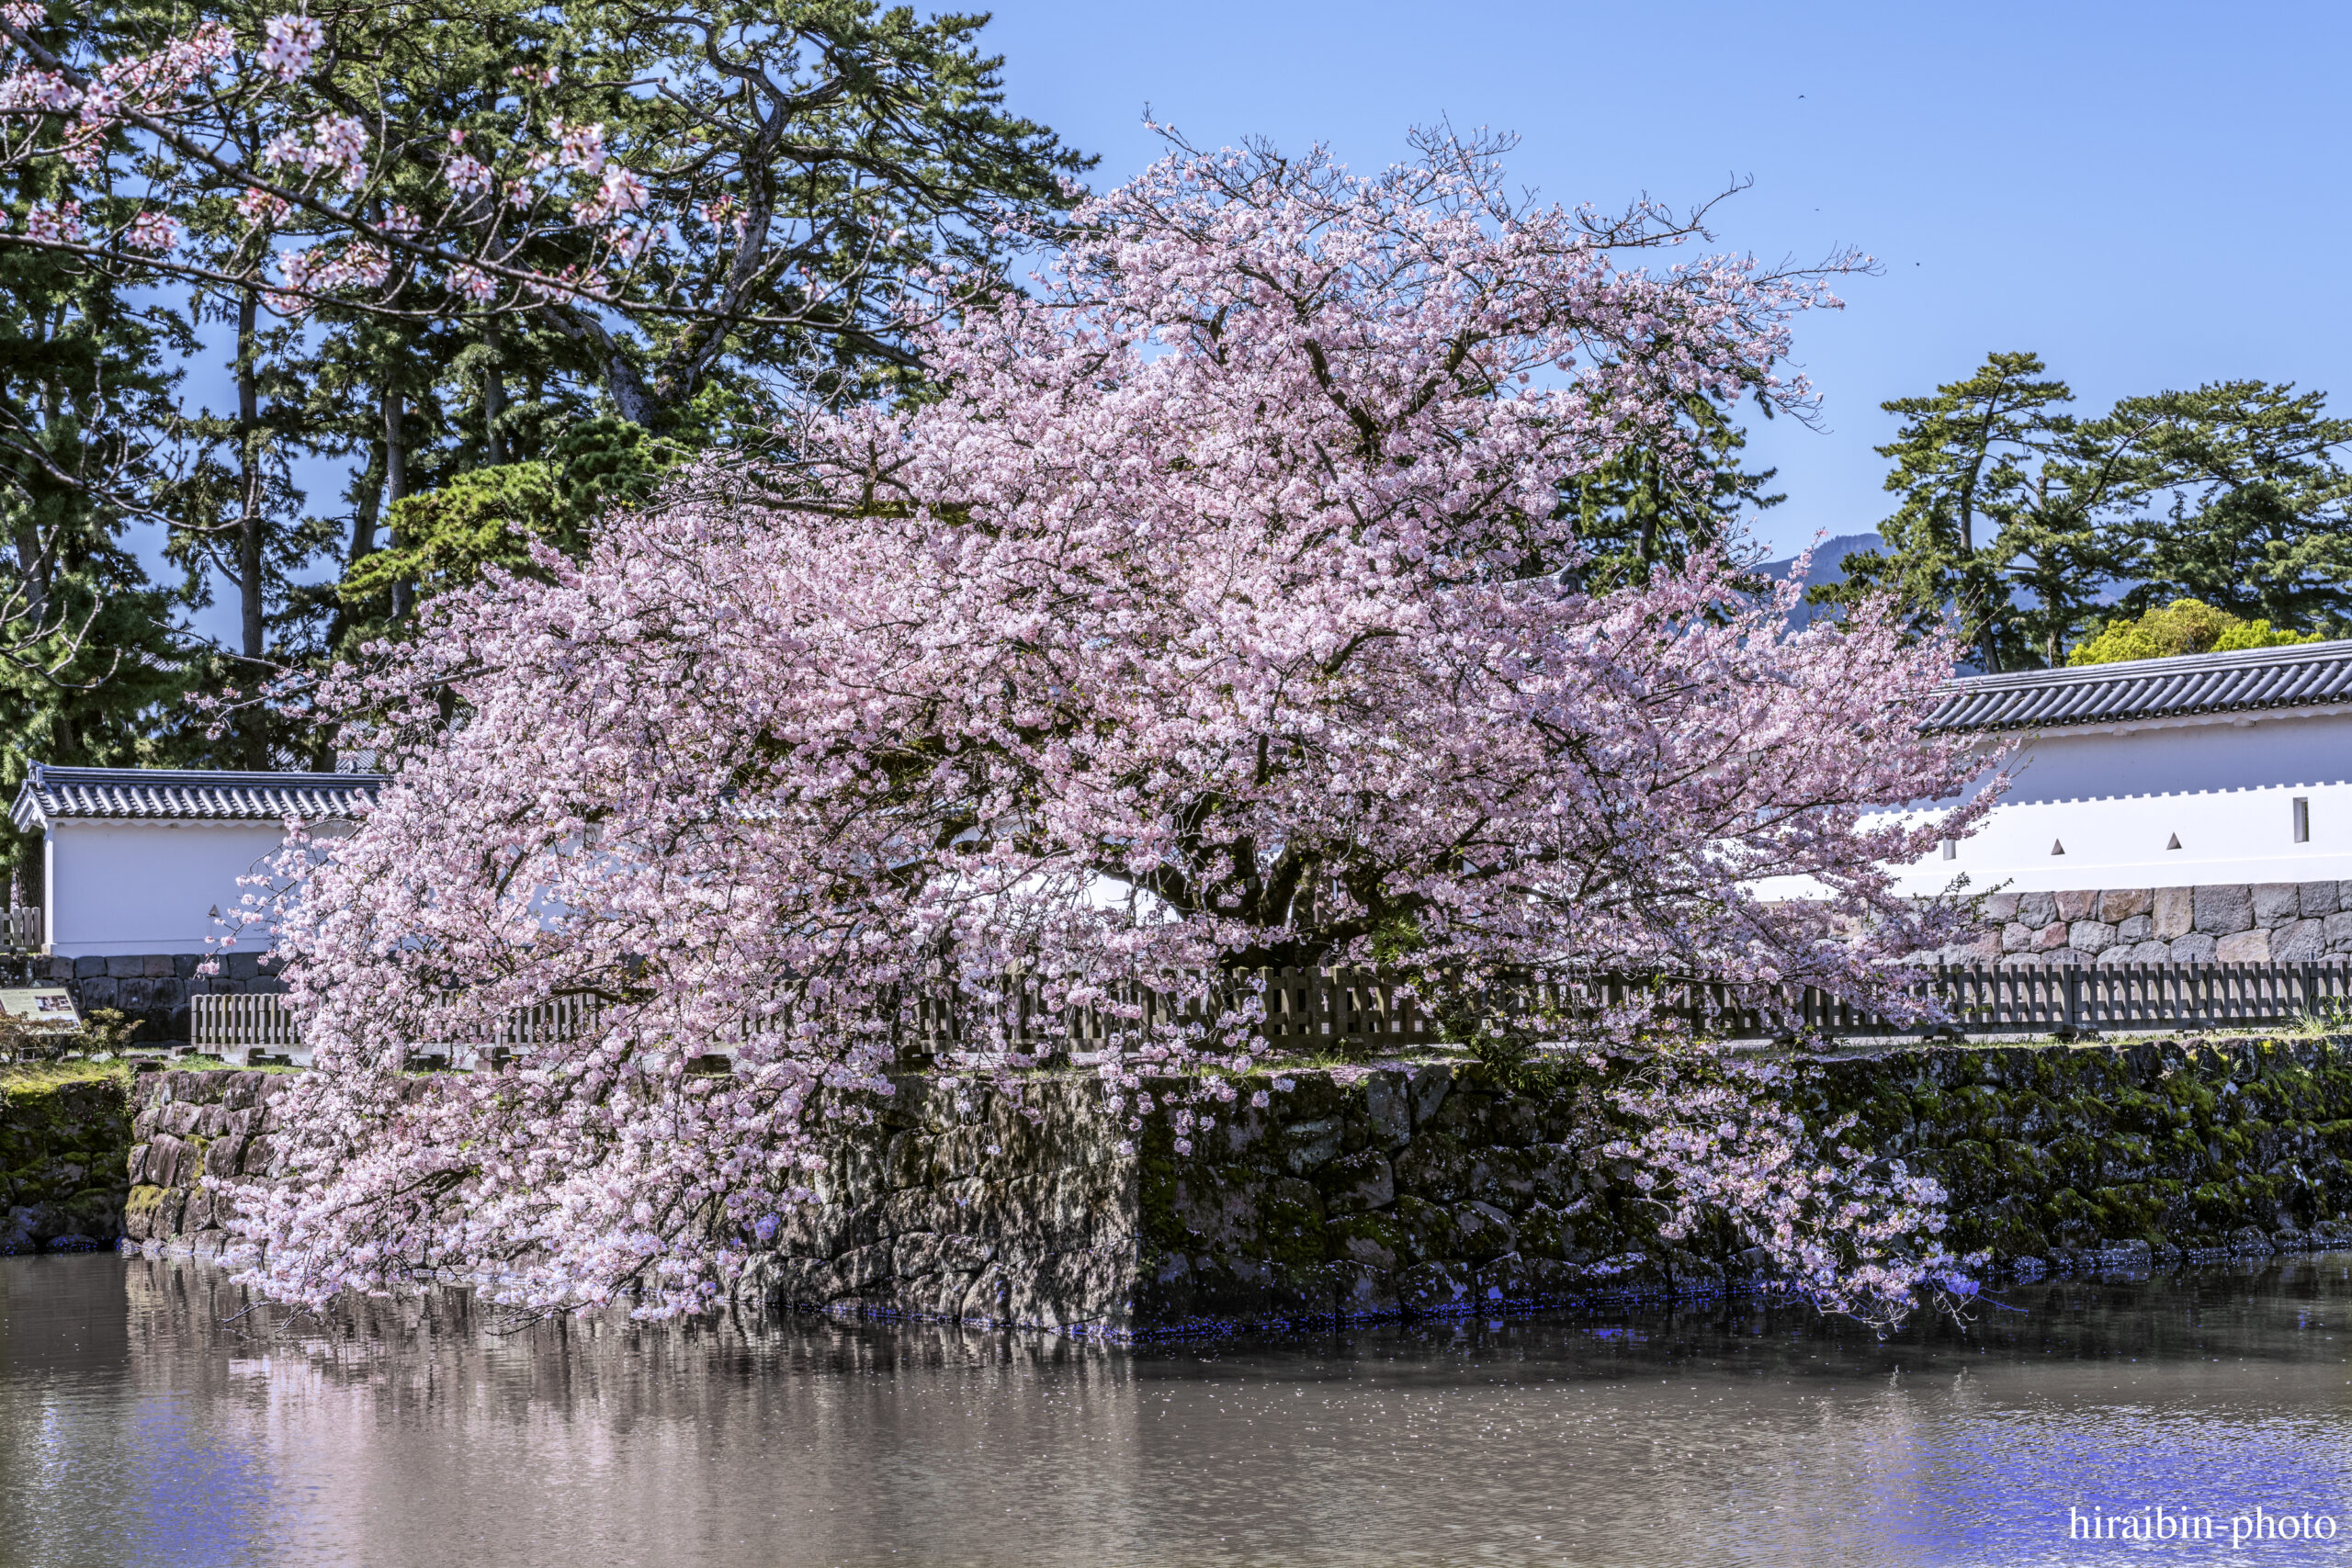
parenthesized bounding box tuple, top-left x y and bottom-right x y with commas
(1930, 879, 2352, 968)
(76, 953, 286, 1044)
(119, 1068, 290, 1254)
(0, 1066, 133, 1252)
(756, 1038, 2352, 1329)
(0, 951, 287, 1045)
(10, 1037, 2352, 1333)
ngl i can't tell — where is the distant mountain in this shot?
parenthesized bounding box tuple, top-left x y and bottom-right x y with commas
(1753, 532, 2139, 655)
(1758, 532, 1883, 633)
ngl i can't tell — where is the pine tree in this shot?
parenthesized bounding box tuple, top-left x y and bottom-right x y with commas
(1559, 393, 1782, 591)
(0, 162, 195, 896)
(2108, 381, 2352, 628)
(6, 0, 1093, 761)
(1822, 352, 2154, 669)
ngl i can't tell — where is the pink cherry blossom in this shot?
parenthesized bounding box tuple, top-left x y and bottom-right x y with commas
(445, 152, 493, 196)
(452, 264, 497, 302)
(24, 198, 82, 243)
(553, 117, 607, 175)
(0, 14, 741, 321)
(125, 209, 179, 254)
(235, 186, 290, 225)
(255, 14, 322, 82)
(0, 67, 80, 111)
(275, 240, 388, 305)
(218, 136, 1994, 1324)
(260, 112, 368, 186)
(578, 164, 648, 225)
(1604, 1053, 1982, 1324)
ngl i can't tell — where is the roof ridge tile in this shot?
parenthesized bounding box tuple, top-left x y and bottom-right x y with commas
(9, 765, 384, 831)
(1927, 637, 2352, 732)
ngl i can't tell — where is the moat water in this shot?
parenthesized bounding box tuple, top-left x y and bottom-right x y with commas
(4, 1253, 2351, 1566)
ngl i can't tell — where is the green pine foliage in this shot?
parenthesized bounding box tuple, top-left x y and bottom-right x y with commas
(0, 157, 199, 895)
(2106, 382, 2352, 628)
(337, 417, 688, 641)
(1558, 393, 1783, 591)
(1817, 353, 2352, 670)
(0, 0, 1093, 894)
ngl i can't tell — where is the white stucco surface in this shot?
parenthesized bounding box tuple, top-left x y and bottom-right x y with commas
(44, 820, 297, 956)
(1872, 707, 2352, 896)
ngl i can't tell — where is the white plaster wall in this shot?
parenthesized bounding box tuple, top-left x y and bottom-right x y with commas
(1872, 708, 2352, 896)
(45, 820, 297, 956)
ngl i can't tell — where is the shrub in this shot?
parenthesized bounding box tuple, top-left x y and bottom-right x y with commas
(2068, 598, 2321, 666)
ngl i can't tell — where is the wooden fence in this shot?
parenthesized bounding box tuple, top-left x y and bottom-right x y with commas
(189, 991, 599, 1065)
(0, 906, 40, 951)
(188, 994, 301, 1056)
(185, 960, 2352, 1064)
(1923, 962, 2352, 1038)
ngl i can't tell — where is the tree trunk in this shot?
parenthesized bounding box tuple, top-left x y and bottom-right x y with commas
(348, 438, 386, 564)
(551, 305, 660, 427)
(235, 288, 265, 662)
(383, 385, 413, 622)
(322, 435, 389, 662)
(605, 351, 658, 427)
(13, 520, 49, 631)
(16, 317, 52, 628)
(483, 320, 507, 465)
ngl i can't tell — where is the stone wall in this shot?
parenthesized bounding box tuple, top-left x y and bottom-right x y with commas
(1929, 879, 2352, 968)
(6, 952, 286, 1044)
(112, 1041, 2352, 1333)
(0, 1066, 132, 1252)
(120, 1067, 288, 1254)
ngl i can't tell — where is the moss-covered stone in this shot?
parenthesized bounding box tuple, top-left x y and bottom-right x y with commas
(1257, 1177, 1327, 1270)
(1, 1063, 133, 1250)
(1324, 1210, 1408, 1270)
(106, 1035, 2352, 1332)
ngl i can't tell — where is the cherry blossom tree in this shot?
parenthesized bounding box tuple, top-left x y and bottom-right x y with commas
(219, 130, 1996, 1323)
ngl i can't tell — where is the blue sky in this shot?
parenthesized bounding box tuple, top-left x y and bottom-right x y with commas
(975, 0, 2352, 559)
(166, 2, 2352, 642)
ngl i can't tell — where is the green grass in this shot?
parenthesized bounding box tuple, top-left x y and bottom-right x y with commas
(2281, 1000, 2352, 1042)
(0, 1058, 130, 1099)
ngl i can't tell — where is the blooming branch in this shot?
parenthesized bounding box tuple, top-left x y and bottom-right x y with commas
(215, 133, 1995, 1322)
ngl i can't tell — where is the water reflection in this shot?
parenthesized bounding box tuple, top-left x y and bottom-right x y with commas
(2, 1253, 2350, 1566)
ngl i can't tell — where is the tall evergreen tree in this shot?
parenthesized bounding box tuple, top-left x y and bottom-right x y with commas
(1559, 392, 1781, 591)
(0, 163, 195, 897)
(0, 0, 1095, 777)
(2108, 381, 2352, 628)
(1822, 352, 2155, 670)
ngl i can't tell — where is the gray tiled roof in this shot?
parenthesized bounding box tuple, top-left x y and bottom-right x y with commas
(10, 764, 384, 830)
(1924, 639, 2352, 733)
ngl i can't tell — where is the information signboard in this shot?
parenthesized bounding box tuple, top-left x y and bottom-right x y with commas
(0, 988, 80, 1030)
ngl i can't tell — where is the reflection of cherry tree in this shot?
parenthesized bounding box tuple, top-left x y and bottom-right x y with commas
(1607, 1052, 1982, 1325)
(219, 132, 1994, 1323)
